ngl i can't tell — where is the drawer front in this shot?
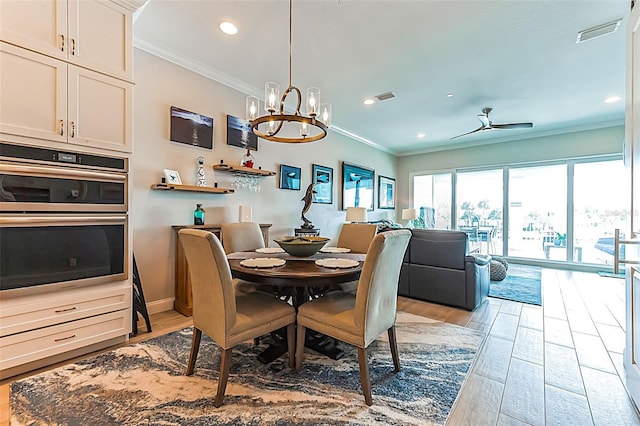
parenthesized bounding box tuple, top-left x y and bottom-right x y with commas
(0, 310, 129, 370)
(1, 281, 131, 337)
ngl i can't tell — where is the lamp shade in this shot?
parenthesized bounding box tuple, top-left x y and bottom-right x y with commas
(402, 208, 418, 220)
(345, 207, 368, 223)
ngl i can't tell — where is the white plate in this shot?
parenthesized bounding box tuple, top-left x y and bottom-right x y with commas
(315, 258, 359, 269)
(319, 247, 351, 253)
(240, 258, 286, 268)
(255, 247, 285, 253)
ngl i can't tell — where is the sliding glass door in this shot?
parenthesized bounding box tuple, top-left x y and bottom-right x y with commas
(413, 173, 452, 229)
(508, 164, 567, 260)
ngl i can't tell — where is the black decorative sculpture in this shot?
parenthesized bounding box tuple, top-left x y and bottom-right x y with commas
(301, 183, 317, 229)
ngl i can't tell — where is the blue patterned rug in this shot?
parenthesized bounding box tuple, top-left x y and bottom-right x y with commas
(10, 314, 483, 425)
(489, 264, 542, 305)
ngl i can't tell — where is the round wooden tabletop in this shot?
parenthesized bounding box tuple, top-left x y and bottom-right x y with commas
(228, 258, 362, 287)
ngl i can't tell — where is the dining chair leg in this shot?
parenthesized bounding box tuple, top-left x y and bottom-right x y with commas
(185, 328, 202, 376)
(214, 348, 233, 408)
(286, 324, 296, 369)
(388, 325, 401, 373)
(295, 324, 307, 371)
(357, 347, 373, 406)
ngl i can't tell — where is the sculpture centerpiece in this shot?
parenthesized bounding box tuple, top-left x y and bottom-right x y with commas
(300, 183, 317, 230)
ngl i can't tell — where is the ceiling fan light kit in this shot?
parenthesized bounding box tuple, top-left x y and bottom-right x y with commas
(450, 107, 533, 140)
(246, 0, 331, 144)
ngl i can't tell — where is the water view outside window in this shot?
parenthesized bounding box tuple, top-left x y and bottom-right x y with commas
(573, 160, 629, 265)
(508, 165, 567, 260)
(456, 169, 503, 255)
(413, 173, 452, 229)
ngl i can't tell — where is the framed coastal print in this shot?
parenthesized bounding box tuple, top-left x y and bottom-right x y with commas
(342, 162, 374, 210)
(163, 169, 182, 185)
(312, 164, 333, 204)
(170, 106, 213, 150)
(226, 114, 258, 150)
(280, 164, 301, 190)
(378, 175, 395, 209)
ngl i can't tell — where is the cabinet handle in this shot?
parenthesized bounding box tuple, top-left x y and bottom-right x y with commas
(59, 120, 64, 136)
(54, 334, 77, 342)
(71, 38, 76, 55)
(70, 121, 75, 138)
(54, 306, 78, 313)
(60, 34, 65, 52)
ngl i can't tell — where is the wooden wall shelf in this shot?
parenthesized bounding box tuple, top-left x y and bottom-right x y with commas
(151, 183, 234, 194)
(213, 163, 276, 176)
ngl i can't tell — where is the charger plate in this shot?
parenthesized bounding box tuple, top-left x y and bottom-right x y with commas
(255, 247, 285, 254)
(319, 247, 351, 253)
(315, 258, 359, 269)
(240, 258, 286, 268)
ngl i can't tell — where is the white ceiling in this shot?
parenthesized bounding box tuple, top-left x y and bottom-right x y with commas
(133, 0, 630, 156)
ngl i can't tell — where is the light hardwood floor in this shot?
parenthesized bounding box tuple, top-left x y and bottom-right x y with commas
(1, 268, 638, 425)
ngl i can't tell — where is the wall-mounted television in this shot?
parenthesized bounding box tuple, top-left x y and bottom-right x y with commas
(169, 106, 213, 149)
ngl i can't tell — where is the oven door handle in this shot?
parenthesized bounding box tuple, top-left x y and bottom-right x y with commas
(0, 215, 127, 226)
(0, 163, 126, 182)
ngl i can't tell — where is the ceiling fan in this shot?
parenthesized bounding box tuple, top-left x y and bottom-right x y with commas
(450, 107, 533, 140)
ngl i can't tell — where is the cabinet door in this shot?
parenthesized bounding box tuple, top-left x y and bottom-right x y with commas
(0, 42, 68, 144)
(68, 65, 133, 153)
(0, 0, 68, 61)
(68, 0, 133, 80)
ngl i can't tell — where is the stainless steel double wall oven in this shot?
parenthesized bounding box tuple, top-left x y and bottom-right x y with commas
(0, 143, 128, 293)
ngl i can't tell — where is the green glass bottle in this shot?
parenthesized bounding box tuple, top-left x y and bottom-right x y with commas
(194, 204, 205, 225)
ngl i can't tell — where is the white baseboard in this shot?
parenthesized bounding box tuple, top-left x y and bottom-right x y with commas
(146, 298, 175, 315)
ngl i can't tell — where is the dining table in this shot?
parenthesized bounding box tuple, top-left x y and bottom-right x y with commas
(227, 250, 366, 363)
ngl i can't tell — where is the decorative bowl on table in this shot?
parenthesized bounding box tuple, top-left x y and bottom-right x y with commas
(274, 236, 330, 257)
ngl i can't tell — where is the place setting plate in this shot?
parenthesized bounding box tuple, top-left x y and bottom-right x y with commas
(319, 247, 351, 253)
(315, 258, 359, 269)
(255, 247, 285, 254)
(240, 258, 286, 268)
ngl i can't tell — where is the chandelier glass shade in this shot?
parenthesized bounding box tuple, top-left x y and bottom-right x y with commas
(245, 0, 331, 143)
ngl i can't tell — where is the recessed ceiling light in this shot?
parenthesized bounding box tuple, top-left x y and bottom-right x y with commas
(604, 95, 622, 103)
(446, 93, 454, 98)
(417, 132, 426, 138)
(363, 98, 375, 105)
(219, 21, 238, 35)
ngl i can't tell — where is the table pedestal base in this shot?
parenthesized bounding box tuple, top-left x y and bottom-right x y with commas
(257, 329, 345, 364)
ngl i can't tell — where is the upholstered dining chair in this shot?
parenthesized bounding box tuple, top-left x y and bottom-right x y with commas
(336, 223, 378, 254)
(178, 229, 296, 407)
(295, 229, 411, 405)
(220, 222, 265, 254)
(221, 222, 266, 294)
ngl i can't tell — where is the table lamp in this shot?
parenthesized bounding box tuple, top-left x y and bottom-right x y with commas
(402, 208, 418, 228)
(345, 207, 368, 223)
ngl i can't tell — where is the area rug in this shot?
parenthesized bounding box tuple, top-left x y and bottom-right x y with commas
(10, 313, 484, 426)
(489, 264, 542, 305)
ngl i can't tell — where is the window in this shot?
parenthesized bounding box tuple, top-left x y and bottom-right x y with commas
(413, 173, 452, 229)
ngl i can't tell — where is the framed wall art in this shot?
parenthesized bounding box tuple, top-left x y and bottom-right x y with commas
(378, 175, 396, 209)
(342, 162, 374, 210)
(226, 114, 258, 150)
(169, 106, 213, 150)
(280, 164, 301, 190)
(163, 169, 182, 185)
(312, 164, 333, 204)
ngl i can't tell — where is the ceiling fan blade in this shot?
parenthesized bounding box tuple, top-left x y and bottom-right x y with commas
(450, 126, 485, 140)
(490, 122, 533, 129)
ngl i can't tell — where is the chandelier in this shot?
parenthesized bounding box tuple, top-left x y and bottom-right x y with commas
(245, 0, 331, 143)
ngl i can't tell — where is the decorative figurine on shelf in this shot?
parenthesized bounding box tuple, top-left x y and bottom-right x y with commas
(195, 156, 206, 187)
(241, 149, 255, 168)
(300, 183, 317, 229)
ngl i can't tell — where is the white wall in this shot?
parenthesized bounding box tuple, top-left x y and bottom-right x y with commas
(132, 49, 396, 305)
(396, 126, 625, 212)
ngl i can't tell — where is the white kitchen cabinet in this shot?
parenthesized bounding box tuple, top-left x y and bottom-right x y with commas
(0, 42, 133, 153)
(0, 0, 133, 81)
